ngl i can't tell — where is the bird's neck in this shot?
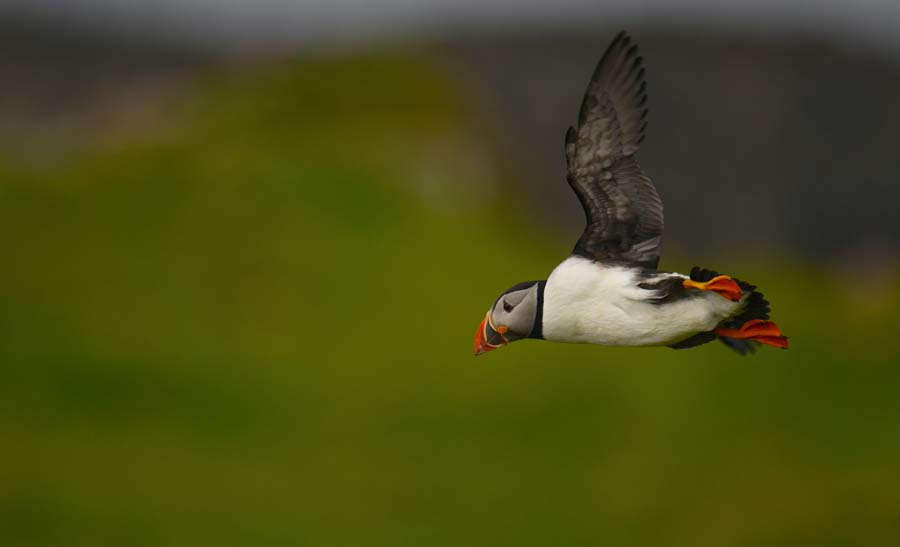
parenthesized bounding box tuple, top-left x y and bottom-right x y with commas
(528, 280, 547, 340)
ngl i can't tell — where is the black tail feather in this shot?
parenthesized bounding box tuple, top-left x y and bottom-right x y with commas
(669, 331, 716, 350)
(685, 266, 774, 355)
(718, 337, 759, 355)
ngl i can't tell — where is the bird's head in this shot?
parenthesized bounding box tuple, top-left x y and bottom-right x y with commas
(474, 281, 543, 356)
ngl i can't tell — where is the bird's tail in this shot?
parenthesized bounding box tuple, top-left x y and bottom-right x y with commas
(690, 267, 788, 355)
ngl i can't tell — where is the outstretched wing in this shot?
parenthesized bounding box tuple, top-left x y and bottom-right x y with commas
(565, 31, 664, 269)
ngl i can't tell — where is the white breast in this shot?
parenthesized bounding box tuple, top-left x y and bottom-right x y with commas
(541, 256, 741, 347)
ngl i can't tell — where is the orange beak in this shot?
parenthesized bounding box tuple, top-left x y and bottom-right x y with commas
(474, 312, 507, 356)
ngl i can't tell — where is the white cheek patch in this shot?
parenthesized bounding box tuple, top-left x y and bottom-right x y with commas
(502, 286, 538, 338)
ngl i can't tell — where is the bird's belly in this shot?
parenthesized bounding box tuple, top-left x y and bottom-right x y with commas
(540, 257, 740, 347)
(543, 291, 730, 347)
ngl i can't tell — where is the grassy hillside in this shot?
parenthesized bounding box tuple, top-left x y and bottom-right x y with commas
(1, 51, 899, 547)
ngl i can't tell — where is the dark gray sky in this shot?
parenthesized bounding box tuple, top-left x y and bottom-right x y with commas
(3, 0, 900, 52)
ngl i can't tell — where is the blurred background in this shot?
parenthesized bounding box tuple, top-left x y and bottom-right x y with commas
(2, 1, 899, 545)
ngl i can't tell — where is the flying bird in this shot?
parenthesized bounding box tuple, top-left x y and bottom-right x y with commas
(474, 31, 788, 356)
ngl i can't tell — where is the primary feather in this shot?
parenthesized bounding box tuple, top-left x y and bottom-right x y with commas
(566, 31, 663, 269)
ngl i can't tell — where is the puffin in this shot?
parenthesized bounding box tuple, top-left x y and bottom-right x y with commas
(474, 31, 788, 356)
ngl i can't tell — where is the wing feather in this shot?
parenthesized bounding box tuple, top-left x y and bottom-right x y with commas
(566, 31, 664, 268)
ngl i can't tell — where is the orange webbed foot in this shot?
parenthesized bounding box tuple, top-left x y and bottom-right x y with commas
(682, 275, 744, 302)
(715, 319, 789, 349)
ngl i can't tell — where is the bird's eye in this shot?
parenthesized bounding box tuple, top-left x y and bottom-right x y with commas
(503, 300, 514, 313)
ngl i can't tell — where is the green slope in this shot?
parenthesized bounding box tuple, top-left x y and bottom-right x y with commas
(1, 51, 899, 547)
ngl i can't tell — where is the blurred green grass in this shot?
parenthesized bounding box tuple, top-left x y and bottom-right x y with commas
(1, 51, 899, 547)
